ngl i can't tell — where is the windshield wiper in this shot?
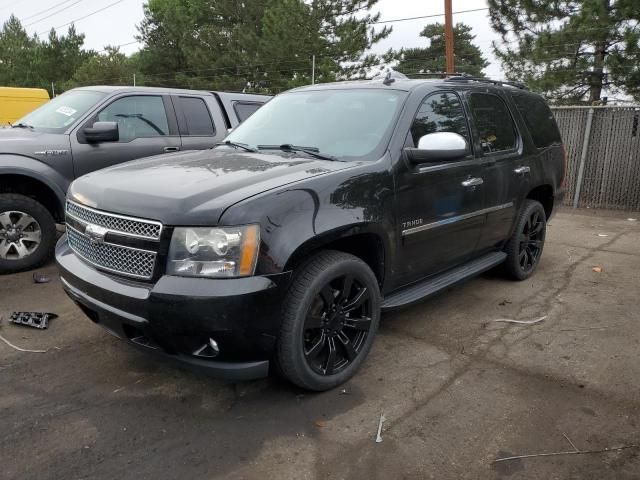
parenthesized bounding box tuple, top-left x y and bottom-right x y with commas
(257, 144, 338, 161)
(11, 122, 34, 129)
(214, 140, 258, 153)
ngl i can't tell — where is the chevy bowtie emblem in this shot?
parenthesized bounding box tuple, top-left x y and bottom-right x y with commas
(84, 224, 109, 244)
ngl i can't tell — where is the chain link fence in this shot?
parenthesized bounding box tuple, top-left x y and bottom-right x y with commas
(552, 106, 640, 211)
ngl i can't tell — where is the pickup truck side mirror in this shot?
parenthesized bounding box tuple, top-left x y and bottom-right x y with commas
(405, 132, 469, 164)
(84, 121, 119, 143)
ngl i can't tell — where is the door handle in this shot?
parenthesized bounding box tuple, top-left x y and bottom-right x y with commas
(461, 177, 484, 187)
(164, 146, 180, 152)
(514, 166, 531, 174)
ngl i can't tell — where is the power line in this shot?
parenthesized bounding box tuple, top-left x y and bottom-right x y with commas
(369, 7, 489, 25)
(21, 0, 77, 22)
(25, 0, 86, 28)
(35, 0, 128, 37)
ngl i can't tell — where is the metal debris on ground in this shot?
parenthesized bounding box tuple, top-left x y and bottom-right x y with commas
(592, 266, 603, 273)
(9, 312, 57, 329)
(375, 414, 386, 443)
(339, 388, 351, 395)
(32, 272, 51, 284)
(596, 233, 609, 237)
(492, 444, 640, 464)
(628, 218, 637, 222)
(0, 333, 47, 353)
(494, 316, 547, 325)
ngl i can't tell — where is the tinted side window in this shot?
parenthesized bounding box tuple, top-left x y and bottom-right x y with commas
(411, 92, 469, 146)
(468, 93, 517, 154)
(512, 94, 561, 148)
(97, 95, 169, 142)
(180, 96, 215, 136)
(234, 102, 262, 122)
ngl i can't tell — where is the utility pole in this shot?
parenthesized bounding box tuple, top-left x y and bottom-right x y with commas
(444, 0, 455, 74)
(312, 55, 316, 85)
(51, 82, 55, 97)
(133, 73, 136, 87)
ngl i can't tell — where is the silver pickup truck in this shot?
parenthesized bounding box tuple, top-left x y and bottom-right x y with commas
(0, 86, 270, 273)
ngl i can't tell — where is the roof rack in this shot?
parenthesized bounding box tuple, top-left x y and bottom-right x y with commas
(444, 74, 528, 90)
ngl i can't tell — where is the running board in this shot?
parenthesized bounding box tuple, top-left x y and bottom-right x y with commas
(381, 252, 507, 310)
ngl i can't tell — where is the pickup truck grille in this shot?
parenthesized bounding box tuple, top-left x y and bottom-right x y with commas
(66, 201, 162, 240)
(65, 201, 162, 280)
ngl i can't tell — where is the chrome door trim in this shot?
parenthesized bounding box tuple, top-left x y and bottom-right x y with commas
(401, 202, 514, 237)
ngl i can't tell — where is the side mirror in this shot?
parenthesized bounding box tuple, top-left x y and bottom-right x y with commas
(84, 121, 119, 143)
(405, 132, 469, 164)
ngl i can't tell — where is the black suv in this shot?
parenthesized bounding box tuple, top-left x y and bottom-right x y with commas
(56, 74, 565, 391)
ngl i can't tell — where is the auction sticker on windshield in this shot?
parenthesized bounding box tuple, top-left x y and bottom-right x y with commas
(56, 106, 77, 117)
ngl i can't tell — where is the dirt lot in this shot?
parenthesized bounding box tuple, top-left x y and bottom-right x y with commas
(1, 208, 639, 480)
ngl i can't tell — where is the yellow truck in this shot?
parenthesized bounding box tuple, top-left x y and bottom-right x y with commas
(0, 87, 50, 125)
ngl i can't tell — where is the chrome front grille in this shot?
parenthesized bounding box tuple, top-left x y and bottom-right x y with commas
(65, 201, 162, 280)
(67, 226, 157, 279)
(66, 201, 162, 240)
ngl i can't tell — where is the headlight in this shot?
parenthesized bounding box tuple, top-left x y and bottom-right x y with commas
(167, 225, 260, 278)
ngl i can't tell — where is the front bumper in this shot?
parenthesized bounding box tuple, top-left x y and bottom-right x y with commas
(55, 235, 291, 381)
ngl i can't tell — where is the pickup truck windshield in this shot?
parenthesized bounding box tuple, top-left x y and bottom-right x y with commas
(15, 90, 107, 133)
(225, 89, 407, 161)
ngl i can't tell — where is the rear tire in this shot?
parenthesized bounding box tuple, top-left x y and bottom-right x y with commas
(504, 199, 546, 281)
(0, 194, 56, 274)
(276, 250, 381, 391)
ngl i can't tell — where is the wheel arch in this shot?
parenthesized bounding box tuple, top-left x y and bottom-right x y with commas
(526, 184, 554, 220)
(284, 228, 387, 289)
(0, 172, 66, 222)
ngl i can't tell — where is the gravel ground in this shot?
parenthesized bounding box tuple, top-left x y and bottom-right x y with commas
(1, 208, 639, 480)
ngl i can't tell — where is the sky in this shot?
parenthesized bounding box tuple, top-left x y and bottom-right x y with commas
(0, 0, 504, 79)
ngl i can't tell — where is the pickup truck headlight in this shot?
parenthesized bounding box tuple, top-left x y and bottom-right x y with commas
(167, 225, 260, 278)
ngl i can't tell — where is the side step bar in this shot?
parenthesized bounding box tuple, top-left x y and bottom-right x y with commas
(381, 252, 507, 310)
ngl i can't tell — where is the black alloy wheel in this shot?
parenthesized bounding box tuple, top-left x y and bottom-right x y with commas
(504, 199, 547, 280)
(277, 250, 381, 391)
(303, 273, 373, 376)
(518, 209, 545, 272)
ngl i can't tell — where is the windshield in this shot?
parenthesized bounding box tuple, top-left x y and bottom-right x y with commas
(16, 90, 107, 132)
(225, 89, 407, 161)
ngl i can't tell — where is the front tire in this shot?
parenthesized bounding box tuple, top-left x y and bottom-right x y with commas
(0, 194, 56, 274)
(277, 250, 381, 391)
(504, 199, 547, 281)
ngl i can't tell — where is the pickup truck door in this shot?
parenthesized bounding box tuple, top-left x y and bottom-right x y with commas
(171, 95, 227, 150)
(464, 91, 522, 255)
(394, 91, 485, 287)
(70, 94, 182, 178)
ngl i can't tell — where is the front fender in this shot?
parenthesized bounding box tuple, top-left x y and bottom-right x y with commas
(219, 161, 397, 280)
(0, 154, 69, 207)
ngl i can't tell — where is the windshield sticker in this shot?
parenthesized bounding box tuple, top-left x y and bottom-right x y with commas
(56, 106, 77, 117)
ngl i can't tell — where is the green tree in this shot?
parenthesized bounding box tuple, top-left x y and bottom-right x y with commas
(35, 25, 94, 94)
(0, 15, 38, 87)
(65, 47, 137, 88)
(136, 0, 391, 92)
(488, 0, 640, 104)
(396, 22, 488, 77)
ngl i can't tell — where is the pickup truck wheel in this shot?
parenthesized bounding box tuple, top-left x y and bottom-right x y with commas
(0, 194, 56, 274)
(504, 199, 546, 281)
(277, 250, 380, 391)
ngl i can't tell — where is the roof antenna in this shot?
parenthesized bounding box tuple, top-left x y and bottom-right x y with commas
(383, 70, 395, 86)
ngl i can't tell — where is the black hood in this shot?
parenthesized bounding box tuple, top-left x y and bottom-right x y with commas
(69, 148, 358, 225)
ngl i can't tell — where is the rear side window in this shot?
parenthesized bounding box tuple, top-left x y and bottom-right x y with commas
(179, 96, 215, 136)
(468, 93, 517, 154)
(234, 102, 262, 122)
(512, 94, 562, 148)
